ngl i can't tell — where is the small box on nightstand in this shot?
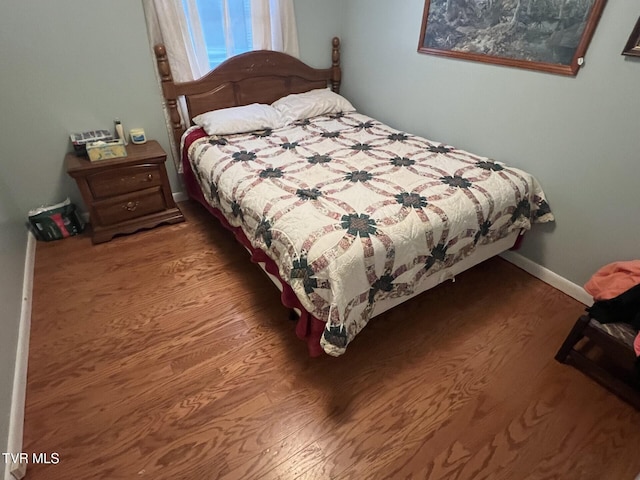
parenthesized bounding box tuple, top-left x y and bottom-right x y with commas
(86, 139, 127, 162)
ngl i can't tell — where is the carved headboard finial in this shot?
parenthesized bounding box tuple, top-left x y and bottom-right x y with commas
(331, 37, 341, 93)
(154, 44, 173, 83)
(154, 44, 183, 148)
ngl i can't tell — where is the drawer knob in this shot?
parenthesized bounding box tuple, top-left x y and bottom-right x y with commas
(145, 174, 153, 181)
(123, 201, 139, 212)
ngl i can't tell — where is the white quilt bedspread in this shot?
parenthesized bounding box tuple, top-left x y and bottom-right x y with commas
(187, 112, 553, 356)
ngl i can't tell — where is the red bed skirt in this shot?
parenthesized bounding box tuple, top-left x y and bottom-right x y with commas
(182, 129, 327, 357)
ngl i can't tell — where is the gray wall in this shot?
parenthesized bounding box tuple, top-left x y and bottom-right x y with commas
(338, 0, 640, 286)
(0, 0, 182, 218)
(0, 180, 28, 454)
(294, 0, 345, 67)
(0, 227, 27, 456)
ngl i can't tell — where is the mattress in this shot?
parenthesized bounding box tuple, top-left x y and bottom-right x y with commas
(183, 112, 553, 356)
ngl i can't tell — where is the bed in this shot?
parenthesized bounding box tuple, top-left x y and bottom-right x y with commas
(154, 38, 553, 357)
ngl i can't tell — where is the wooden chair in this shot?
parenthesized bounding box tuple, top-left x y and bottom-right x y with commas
(556, 314, 640, 409)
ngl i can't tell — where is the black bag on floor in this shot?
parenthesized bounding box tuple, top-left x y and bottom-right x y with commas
(28, 198, 85, 241)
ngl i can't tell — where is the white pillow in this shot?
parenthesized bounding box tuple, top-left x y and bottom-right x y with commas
(272, 88, 355, 123)
(192, 103, 285, 135)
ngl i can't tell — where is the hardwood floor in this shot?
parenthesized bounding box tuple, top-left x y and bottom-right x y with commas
(23, 201, 640, 480)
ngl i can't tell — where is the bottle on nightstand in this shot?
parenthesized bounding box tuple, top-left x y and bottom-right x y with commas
(114, 119, 128, 145)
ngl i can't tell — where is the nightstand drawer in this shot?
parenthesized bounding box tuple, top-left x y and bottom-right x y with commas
(88, 164, 162, 198)
(94, 188, 167, 226)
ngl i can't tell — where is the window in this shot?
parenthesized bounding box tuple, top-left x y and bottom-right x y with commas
(183, 0, 253, 69)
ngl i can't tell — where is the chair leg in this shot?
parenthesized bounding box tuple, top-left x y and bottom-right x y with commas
(555, 314, 590, 363)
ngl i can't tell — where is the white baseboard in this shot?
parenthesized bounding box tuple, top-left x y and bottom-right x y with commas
(173, 191, 188, 203)
(500, 250, 593, 306)
(4, 232, 36, 480)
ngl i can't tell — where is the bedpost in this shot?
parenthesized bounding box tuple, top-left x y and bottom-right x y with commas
(331, 37, 342, 94)
(153, 44, 185, 148)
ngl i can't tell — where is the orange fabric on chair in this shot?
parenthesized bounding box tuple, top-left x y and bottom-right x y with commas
(584, 260, 640, 301)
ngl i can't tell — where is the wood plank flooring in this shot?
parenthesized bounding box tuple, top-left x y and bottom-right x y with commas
(23, 200, 640, 480)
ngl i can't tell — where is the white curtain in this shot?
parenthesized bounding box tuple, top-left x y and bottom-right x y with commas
(251, 0, 299, 57)
(142, 0, 299, 170)
(143, 0, 208, 170)
(143, 0, 210, 83)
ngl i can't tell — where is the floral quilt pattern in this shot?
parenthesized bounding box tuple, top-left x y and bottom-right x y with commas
(187, 112, 553, 356)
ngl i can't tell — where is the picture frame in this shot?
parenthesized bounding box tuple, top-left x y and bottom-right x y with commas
(622, 17, 640, 57)
(418, 0, 608, 76)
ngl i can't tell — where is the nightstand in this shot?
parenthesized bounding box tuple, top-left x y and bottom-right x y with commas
(66, 140, 185, 243)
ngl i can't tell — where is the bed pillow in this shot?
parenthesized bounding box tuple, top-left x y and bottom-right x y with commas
(192, 103, 285, 135)
(272, 88, 355, 123)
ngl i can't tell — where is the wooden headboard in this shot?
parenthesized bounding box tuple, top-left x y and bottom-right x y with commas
(154, 37, 342, 147)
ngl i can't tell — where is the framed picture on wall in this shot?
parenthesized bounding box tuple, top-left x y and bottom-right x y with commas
(418, 0, 608, 76)
(622, 17, 640, 57)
